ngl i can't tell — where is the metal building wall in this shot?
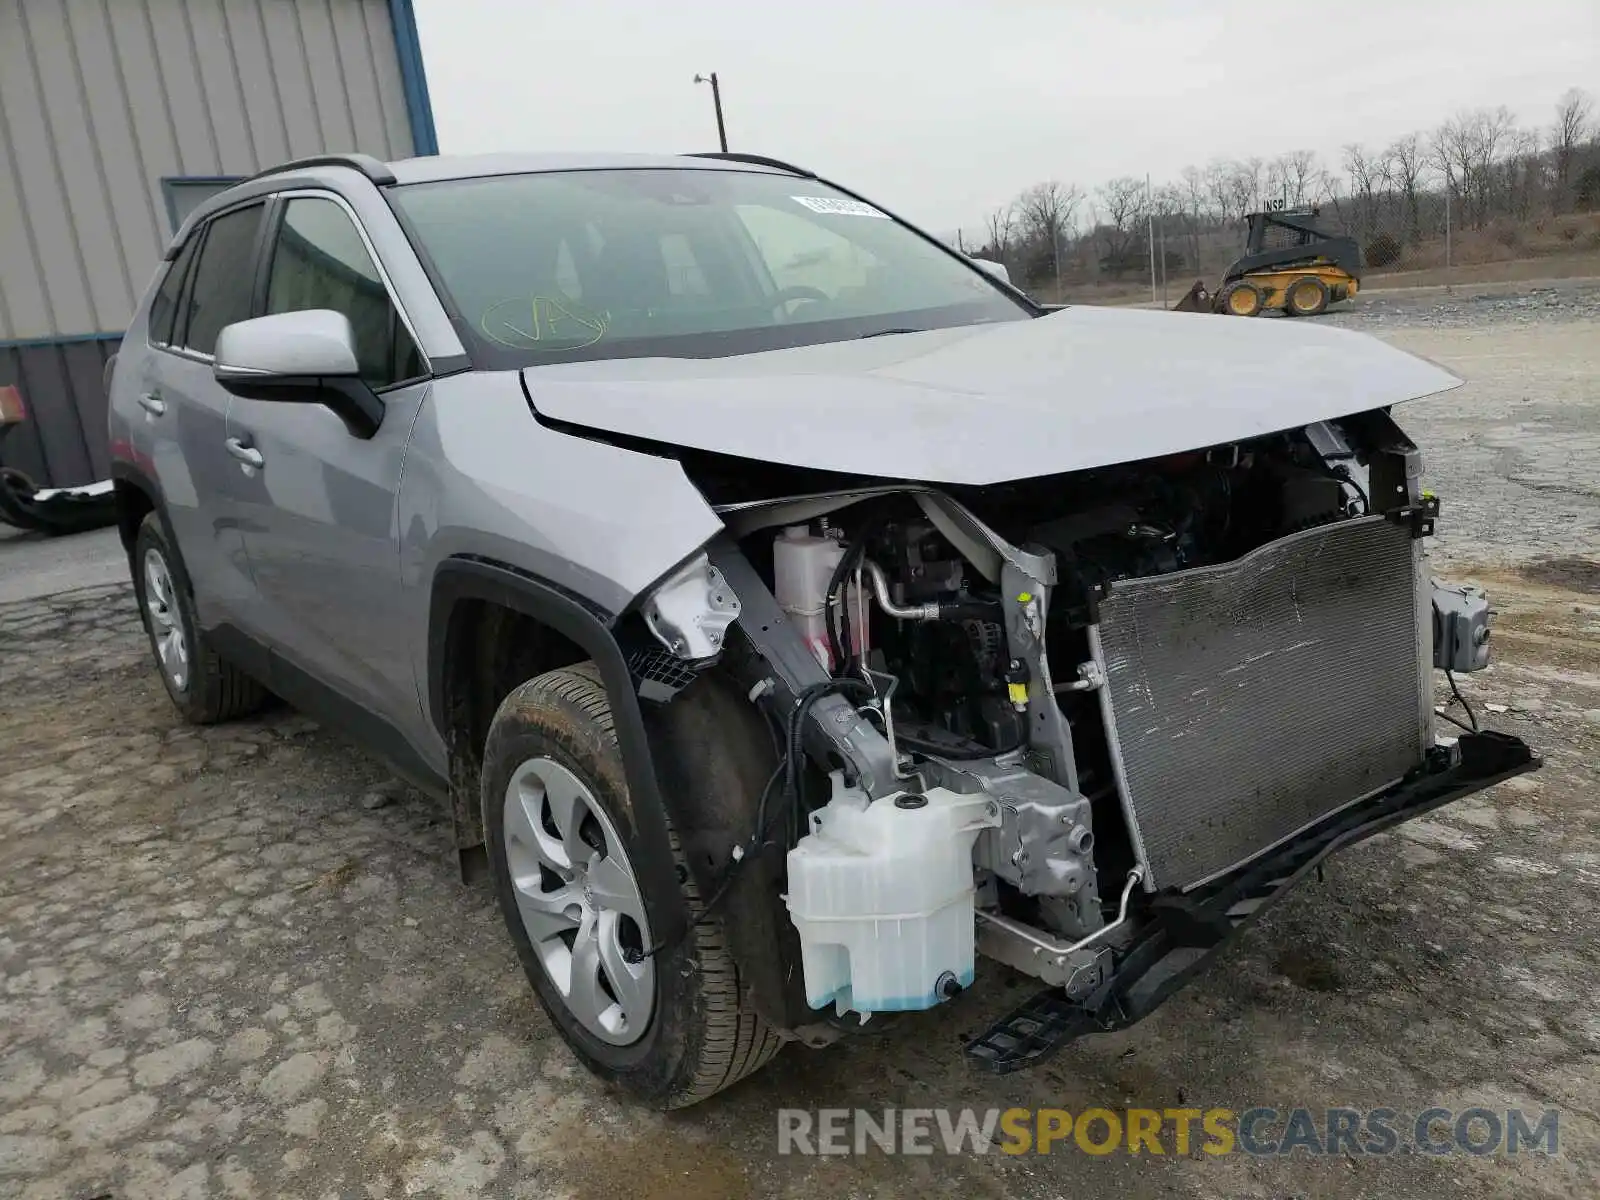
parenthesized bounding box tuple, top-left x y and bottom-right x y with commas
(0, 0, 434, 488)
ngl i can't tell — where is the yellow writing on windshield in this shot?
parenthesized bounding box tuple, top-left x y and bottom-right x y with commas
(480, 296, 607, 350)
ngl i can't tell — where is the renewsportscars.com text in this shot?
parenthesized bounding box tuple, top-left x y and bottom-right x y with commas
(777, 1106, 1561, 1158)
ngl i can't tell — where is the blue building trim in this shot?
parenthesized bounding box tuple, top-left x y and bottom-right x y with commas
(389, 0, 439, 155)
(0, 331, 124, 351)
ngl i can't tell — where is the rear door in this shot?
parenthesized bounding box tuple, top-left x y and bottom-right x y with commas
(226, 192, 430, 733)
(142, 201, 267, 628)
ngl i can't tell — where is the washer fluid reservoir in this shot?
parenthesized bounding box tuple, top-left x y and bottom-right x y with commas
(785, 773, 997, 1017)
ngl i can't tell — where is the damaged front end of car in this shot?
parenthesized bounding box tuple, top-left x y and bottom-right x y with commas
(618, 407, 1539, 1072)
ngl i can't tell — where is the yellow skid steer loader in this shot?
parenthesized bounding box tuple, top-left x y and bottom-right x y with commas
(1174, 208, 1362, 317)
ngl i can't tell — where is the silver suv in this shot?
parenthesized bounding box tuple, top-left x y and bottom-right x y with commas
(109, 151, 1536, 1107)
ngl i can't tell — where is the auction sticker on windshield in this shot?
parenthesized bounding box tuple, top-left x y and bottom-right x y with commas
(792, 195, 889, 218)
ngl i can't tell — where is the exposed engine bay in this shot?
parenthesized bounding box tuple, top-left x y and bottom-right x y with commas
(776, 428, 1368, 759)
(633, 408, 1529, 1069)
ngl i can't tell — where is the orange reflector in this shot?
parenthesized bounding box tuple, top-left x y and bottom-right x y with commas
(0, 384, 27, 426)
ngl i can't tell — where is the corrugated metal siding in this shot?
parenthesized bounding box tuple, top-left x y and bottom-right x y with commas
(0, 338, 120, 488)
(0, 0, 417, 343)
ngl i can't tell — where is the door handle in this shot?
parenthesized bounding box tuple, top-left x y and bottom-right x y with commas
(225, 437, 264, 469)
(137, 392, 166, 417)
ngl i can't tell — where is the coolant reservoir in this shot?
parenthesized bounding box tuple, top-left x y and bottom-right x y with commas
(785, 774, 998, 1016)
(773, 526, 844, 670)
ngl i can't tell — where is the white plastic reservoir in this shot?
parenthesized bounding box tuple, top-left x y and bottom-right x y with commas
(786, 775, 998, 1016)
(772, 526, 844, 670)
(772, 526, 869, 671)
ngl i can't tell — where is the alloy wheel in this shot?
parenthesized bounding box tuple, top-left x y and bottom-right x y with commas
(142, 547, 189, 692)
(501, 756, 654, 1045)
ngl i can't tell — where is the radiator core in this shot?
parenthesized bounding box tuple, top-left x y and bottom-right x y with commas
(1091, 516, 1428, 891)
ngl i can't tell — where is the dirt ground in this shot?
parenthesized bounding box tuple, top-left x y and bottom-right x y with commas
(2, 283, 1597, 1199)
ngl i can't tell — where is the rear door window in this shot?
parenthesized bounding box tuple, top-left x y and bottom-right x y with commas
(180, 203, 266, 355)
(263, 196, 424, 389)
(147, 234, 201, 346)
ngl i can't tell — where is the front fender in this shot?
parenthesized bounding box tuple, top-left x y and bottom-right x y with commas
(427, 557, 688, 949)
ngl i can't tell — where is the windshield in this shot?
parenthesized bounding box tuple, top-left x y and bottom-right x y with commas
(390, 168, 1032, 366)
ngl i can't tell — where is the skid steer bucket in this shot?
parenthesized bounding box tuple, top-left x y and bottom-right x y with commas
(1172, 280, 1214, 313)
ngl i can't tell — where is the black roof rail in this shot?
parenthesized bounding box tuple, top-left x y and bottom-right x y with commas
(688, 151, 815, 178)
(243, 152, 397, 186)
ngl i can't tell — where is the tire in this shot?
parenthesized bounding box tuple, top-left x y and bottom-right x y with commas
(1285, 276, 1330, 317)
(482, 663, 781, 1108)
(1219, 280, 1264, 317)
(131, 512, 267, 724)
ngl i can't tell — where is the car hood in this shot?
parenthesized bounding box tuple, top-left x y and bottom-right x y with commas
(521, 305, 1460, 486)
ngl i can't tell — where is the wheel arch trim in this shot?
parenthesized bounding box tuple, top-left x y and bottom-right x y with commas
(426, 555, 687, 945)
(109, 461, 188, 586)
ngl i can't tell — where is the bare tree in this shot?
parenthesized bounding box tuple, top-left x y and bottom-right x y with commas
(1429, 119, 1466, 222)
(1279, 150, 1320, 207)
(1147, 181, 1187, 282)
(1502, 127, 1544, 220)
(983, 205, 1016, 262)
(1241, 157, 1267, 211)
(1095, 176, 1148, 277)
(1384, 132, 1428, 242)
(1553, 87, 1594, 207)
(1014, 181, 1083, 291)
(1342, 143, 1390, 241)
(1432, 107, 1517, 228)
(1177, 165, 1208, 270)
(1223, 160, 1259, 223)
(1264, 157, 1288, 208)
(1202, 159, 1235, 226)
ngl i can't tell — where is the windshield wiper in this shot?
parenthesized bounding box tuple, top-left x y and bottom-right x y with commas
(858, 327, 925, 339)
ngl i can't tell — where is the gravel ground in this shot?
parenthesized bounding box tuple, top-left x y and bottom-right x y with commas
(2, 284, 1597, 1199)
(1326, 277, 1600, 331)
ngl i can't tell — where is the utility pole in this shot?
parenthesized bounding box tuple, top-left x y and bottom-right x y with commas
(693, 72, 728, 153)
(1146, 174, 1157, 305)
(1158, 208, 1168, 306)
(1444, 183, 1452, 272)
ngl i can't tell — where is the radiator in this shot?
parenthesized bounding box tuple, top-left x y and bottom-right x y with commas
(1091, 516, 1429, 891)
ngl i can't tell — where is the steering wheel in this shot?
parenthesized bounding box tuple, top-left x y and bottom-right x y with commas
(770, 286, 830, 316)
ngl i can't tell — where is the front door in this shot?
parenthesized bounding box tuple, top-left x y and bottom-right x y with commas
(225, 194, 430, 735)
(144, 201, 266, 630)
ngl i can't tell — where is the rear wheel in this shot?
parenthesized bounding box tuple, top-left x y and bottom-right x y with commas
(482, 663, 781, 1107)
(131, 512, 267, 724)
(1285, 276, 1330, 317)
(1219, 280, 1264, 317)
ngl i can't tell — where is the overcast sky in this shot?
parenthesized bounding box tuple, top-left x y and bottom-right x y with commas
(413, 0, 1599, 235)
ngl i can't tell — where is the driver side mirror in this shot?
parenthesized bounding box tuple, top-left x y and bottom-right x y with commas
(214, 310, 383, 439)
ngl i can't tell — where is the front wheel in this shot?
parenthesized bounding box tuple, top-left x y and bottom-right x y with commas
(481, 663, 781, 1107)
(1219, 280, 1264, 317)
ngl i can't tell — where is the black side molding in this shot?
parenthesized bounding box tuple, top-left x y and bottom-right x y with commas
(427, 557, 687, 947)
(204, 623, 449, 800)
